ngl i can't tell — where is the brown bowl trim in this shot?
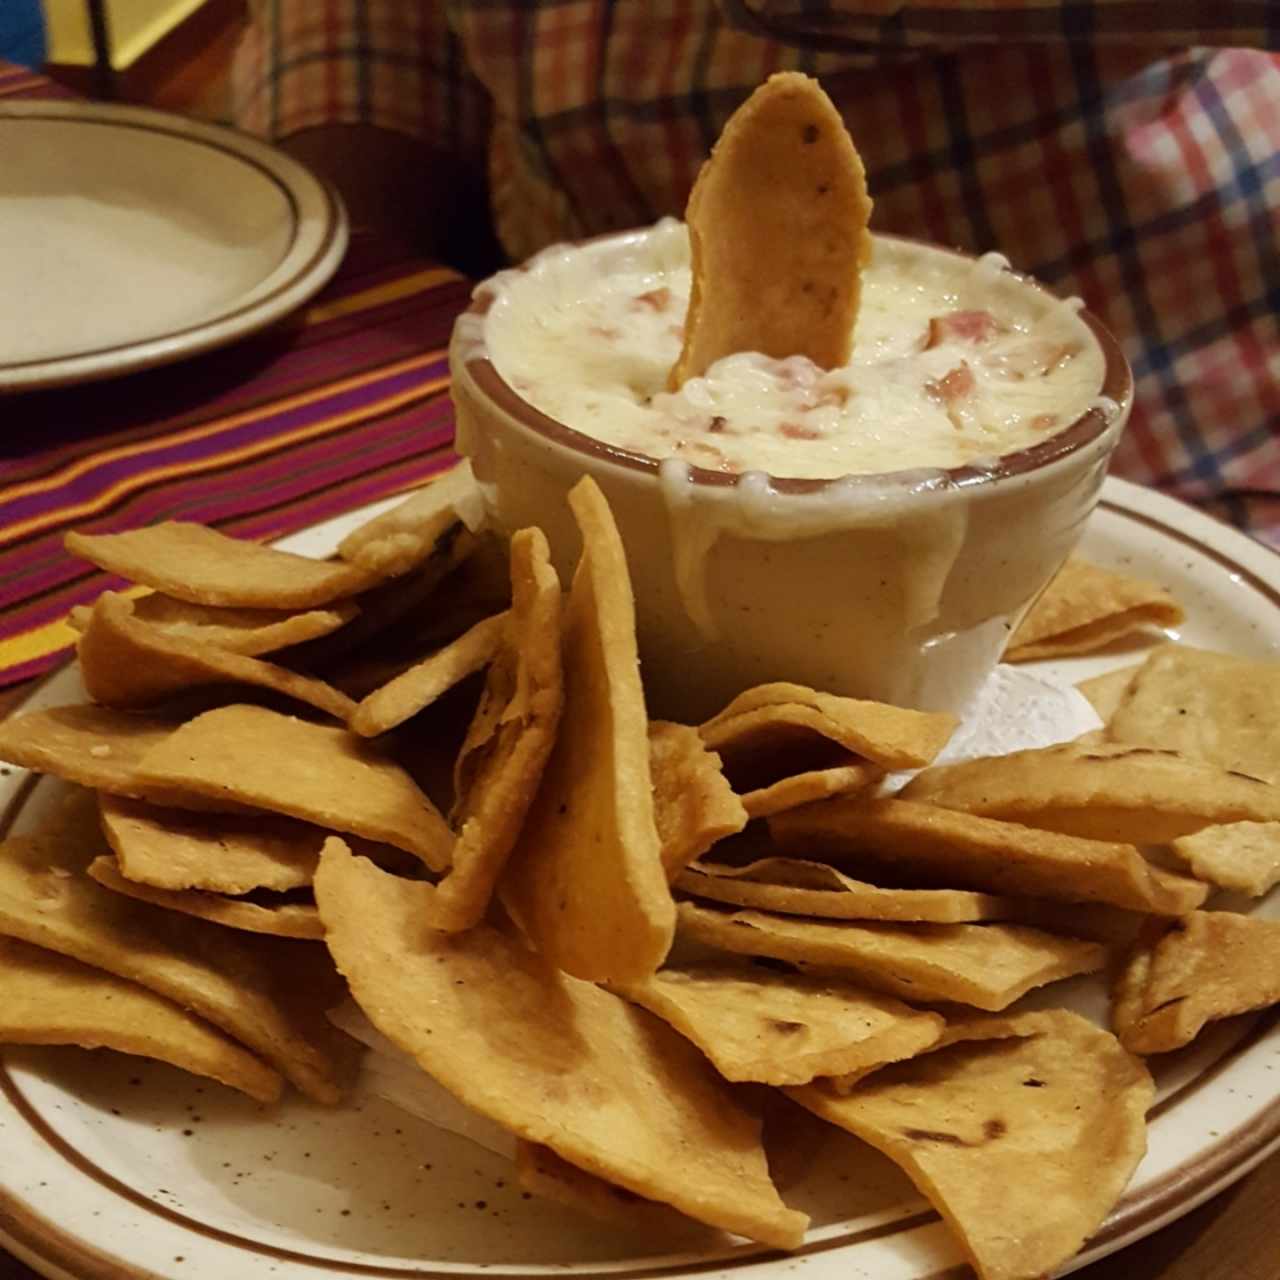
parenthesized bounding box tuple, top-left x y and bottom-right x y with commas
(459, 231, 1134, 493)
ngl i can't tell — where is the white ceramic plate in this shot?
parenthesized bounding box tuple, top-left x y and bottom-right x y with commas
(0, 101, 348, 393)
(2, 475, 1279, 1280)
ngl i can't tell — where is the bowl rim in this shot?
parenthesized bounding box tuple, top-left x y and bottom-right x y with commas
(455, 228, 1134, 495)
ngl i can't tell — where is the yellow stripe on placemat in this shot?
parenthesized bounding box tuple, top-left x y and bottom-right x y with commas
(303, 267, 464, 326)
(0, 585, 149, 673)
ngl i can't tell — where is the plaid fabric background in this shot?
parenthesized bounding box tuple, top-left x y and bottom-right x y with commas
(233, 2, 1280, 544)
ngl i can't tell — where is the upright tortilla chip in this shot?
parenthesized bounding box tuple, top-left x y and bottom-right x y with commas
(771, 795, 1207, 915)
(649, 722, 748, 877)
(423, 528, 563, 932)
(1168, 821, 1280, 897)
(315, 840, 807, 1248)
(1108, 645, 1280, 782)
(501, 479, 674, 983)
(670, 72, 872, 387)
(65, 521, 377, 608)
(788, 1011, 1153, 1280)
(1005, 557, 1183, 662)
(901, 740, 1280, 843)
(0, 833, 344, 1103)
(0, 936, 282, 1103)
(1113, 912, 1280, 1054)
(1076, 663, 1141, 724)
(614, 964, 944, 1086)
(676, 902, 1105, 1011)
(134, 705, 452, 868)
(77, 593, 355, 721)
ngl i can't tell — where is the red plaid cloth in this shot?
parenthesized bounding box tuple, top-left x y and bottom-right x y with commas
(233, 2, 1280, 544)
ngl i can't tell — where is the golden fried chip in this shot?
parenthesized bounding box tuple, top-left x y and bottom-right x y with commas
(315, 840, 807, 1248)
(741, 762, 883, 820)
(501, 480, 674, 982)
(902, 740, 1280, 843)
(1005, 557, 1183, 662)
(649, 722, 748, 877)
(670, 72, 872, 387)
(614, 964, 943, 1086)
(0, 833, 344, 1102)
(676, 902, 1105, 1011)
(89, 856, 323, 940)
(772, 795, 1207, 915)
(99, 794, 320, 893)
(422, 528, 563, 932)
(78, 593, 355, 721)
(1076, 663, 1141, 724)
(676, 857, 1018, 923)
(1108, 644, 1280, 782)
(65, 521, 377, 608)
(338, 462, 482, 577)
(1169, 821, 1280, 897)
(134, 705, 452, 868)
(350, 611, 507, 737)
(1113, 912, 1280, 1054)
(0, 936, 282, 1103)
(788, 1010, 1153, 1280)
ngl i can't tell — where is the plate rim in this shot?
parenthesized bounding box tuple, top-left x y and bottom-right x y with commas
(1, 475, 1279, 1280)
(0, 100, 349, 393)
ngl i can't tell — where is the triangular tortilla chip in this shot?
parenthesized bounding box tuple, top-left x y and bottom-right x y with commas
(77, 592, 354, 721)
(0, 833, 344, 1103)
(89, 856, 323, 940)
(65, 521, 377, 608)
(676, 857, 1019, 923)
(315, 840, 807, 1248)
(771, 795, 1207, 915)
(670, 72, 872, 387)
(901, 740, 1280, 843)
(0, 936, 282, 1103)
(423, 528, 563, 931)
(134, 704, 452, 868)
(614, 963, 943, 1086)
(676, 902, 1105, 1011)
(649, 721, 747, 877)
(1076, 663, 1141, 724)
(740, 762, 883, 820)
(1005, 556, 1183, 661)
(787, 1010, 1153, 1280)
(1168, 820, 1280, 897)
(1113, 912, 1280, 1054)
(501, 479, 674, 983)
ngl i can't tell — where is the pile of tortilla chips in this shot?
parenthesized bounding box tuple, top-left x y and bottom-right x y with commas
(3, 76, 1279, 1280)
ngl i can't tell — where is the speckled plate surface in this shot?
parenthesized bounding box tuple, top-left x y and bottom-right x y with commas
(1, 475, 1279, 1280)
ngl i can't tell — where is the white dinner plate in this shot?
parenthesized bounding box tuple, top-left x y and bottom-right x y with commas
(0, 101, 348, 392)
(1, 475, 1279, 1280)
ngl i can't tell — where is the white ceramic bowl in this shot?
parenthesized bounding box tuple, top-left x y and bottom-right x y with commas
(450, 229, 1133, 720)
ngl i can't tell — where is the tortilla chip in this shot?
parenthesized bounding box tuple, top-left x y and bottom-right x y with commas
(649, 722, 748, 877)
(1108, 644, 1280, 782)
(99, 794, 320, 893)
(676, 857, 1019, 923)
(90, 856, 322, 939)
(1113, 912, 1280, 1054)
(350, 611, 507, 737)
(771, 795, 1207, 915)
(1168, 821, 1280, 897)
(77, 592, 355, 721)
(670, 72, 872, 387)
(315, 840, 807, 1248)
(614, 963, 944, 1086)
(741, 762, 883, 820)
(1005, 557, 1183, 662)
(901, 740, 1280, 844)
(501, 479, 674, 982)
(676, 902, 1105, 1011)
(0, 936, 282, 1103)
(65, 521, 378, 608)
(134, 704, 452, 868)
(338, 463, 483, 576)
(514, 1142, 715, 1240)
(1076, 664, 1141, 724)
(788, 1010, 1153, 1280)
(0, 833, 344, 1103)
(422, 528, 563, 932)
